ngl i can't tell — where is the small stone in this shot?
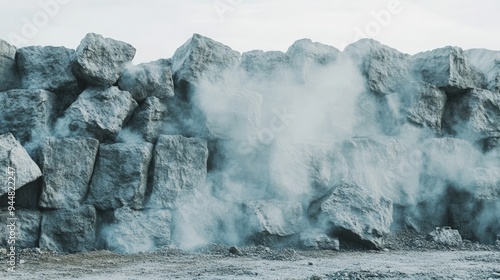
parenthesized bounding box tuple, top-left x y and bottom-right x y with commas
(229, 246, 241, 255)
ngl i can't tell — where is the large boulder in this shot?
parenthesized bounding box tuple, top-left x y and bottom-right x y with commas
(238, 50, 291, 81)
(117, 59, 174, 102)
(171, 33, 240, 89)
(287, 39, 340, 68)
(286, 39, 341, 83)
(442, 88, 500, 141)
(38, 137, 99, 209)
(126, 96, 170, 143)
(73, 33, 136, 87)
(98, 207, 171, 254)
(345, 39, 412, 95)
(406, 83, 447, 131)
(147, 135, 208, 209)
(0, 39, 19, 91)
(0, 89, 56, 143)
(17, 46, 78, 93)
(411, 46, 485, 95)
(0, 209, 41, 249)
(54, 86, 138, 141)
(87, 142, 153, 210)
(243, 200, 305, 237)
(427, 227, 462, 247)
(39, 205, 97, 253)
(299, 229, 340, 250)
(465, 49, 500, 93)
(313, 181, 393, 249)
(0, 133, 42, 196)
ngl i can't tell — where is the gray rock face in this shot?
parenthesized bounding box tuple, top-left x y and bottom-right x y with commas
(427, 227, 462, 247)
(407, 83, 447, 131)
(443, 88, 500, 141)
(38, 137, 99, 209)
(127, 96, 169, 143)
(0, 209, 41, 248)
(147, 135, 208, 209)
(0, 89, 55, 143)
(118, 59, 174, 102)
(54, 86, 138, 141)
(299, 229, 340, 250)
(465, 49, 500, 93)
(243, 200, 305, 237)
(99, 207, 171, 254)
(0, 39, 19, 92)
(239, 50, 291, 81)
(17, 46, 78, 93)
(0, 133, 42, 196)
(73, 33, 136, 87)
(315, 181, 393, 249)
(345, 39, 412, 95)
(172, 33, 240, 87)
(412, 46, 485, 95)
(40, 205, 96, 253)
(287, 39, 340, 68)
(87, 142, 153, 210)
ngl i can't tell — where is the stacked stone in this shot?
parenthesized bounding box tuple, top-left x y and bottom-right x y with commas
(0, 33, 208, 254)
(1, 32, 500, 254)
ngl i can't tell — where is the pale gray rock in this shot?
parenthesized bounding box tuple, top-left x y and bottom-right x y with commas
(38, 137, 99, 209)
(87, 142, 153, 210)
(0, 133, 42, 196)
(17, 46, 78, 93)
(118, 59, 174, 102)
(465, 48, 500, 92)
(40, 205, 96, 253)
(345, 39, 412, 95)
(243, 200, 305, 237)
(0, 39, 19, 91)
(287, 39, 340, 67)
(0, 89, 55, 143)
(0, 209, 41, 248)
(286, 39, 340, 83)
(238, 50, 291, 81)
(170, 34, 240, 138)
(54, 86, 138, 141)
(73, 33, 136, 86)
(407, 83, 447, 131)
(412, 46, 485, 95)
(99, 207, 171, 254)
(147, 135, 208, 209)
(314, 181, 393, 249)
(127, 96, 169, 143)
(442, 88, 500, 141)
(171, 33, 240, 87)
(427, 227, 462, 247)
(299, 229, 340, 250)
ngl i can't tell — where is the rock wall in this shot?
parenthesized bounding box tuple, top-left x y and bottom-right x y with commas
(1, 33, 500, 254)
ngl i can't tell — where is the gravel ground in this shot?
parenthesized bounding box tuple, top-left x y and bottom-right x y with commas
(1, 234, 500, 280)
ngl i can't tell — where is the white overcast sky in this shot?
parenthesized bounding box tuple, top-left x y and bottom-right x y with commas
(0, 0, 499, 63)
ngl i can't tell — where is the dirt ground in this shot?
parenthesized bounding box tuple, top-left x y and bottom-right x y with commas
(2, 233, 500, 280)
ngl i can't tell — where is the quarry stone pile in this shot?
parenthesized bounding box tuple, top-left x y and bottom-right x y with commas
(1, 33, 499, 254)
